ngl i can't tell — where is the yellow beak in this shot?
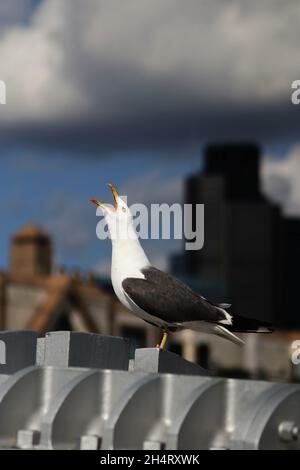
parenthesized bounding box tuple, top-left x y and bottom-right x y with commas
(90, 183, 119, 210)
(107, 183, 119, 209)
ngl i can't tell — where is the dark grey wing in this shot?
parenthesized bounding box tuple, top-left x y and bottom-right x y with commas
(142, 266, 217, 306)
(122, 268, 226, 325)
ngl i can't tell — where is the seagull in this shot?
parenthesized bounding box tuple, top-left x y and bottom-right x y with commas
(91, 184, 273, 349)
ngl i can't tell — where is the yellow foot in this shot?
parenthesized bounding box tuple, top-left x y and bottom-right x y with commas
(156, 331, 169, 349)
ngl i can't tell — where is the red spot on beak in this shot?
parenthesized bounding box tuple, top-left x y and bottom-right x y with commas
(90, 198, 99, 206)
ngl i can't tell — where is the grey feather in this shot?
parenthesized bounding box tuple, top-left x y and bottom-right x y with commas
(122, 266, 228, 325)
(218, 303, 231, 309)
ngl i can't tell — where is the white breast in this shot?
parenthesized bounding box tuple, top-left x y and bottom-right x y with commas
(110, 236, 169, 328)
(111, 236, 149, 308)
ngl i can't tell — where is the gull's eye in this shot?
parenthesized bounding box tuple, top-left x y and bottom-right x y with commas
(122, 207, 126, 213)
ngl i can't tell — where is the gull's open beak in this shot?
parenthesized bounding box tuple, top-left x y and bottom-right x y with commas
(107, 183, 119, 209)
(90, 183, 119, 211)
(90, 198, 104, 208)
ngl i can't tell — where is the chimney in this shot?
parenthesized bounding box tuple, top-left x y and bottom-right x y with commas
(10, 224, 52, 278)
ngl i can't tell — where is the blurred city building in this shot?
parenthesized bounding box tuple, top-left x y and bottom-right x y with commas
(168, 143, 300, 382)
(171, 143, 300, 330)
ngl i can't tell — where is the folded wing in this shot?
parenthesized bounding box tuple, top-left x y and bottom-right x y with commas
(122, 266, 227, 325)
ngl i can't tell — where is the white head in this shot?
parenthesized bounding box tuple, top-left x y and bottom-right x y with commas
(91, 183, 135, 240)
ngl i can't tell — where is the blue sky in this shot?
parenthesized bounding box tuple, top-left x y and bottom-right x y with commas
(0, 145, 202, 273)
(0, 141, 297, 276)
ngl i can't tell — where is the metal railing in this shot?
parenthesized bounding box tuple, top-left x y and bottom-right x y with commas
(0, 330, 298, 450)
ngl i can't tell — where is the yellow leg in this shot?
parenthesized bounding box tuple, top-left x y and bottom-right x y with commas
(156, 331, 169, 349)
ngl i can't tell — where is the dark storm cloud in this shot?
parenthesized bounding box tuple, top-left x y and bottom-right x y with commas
(0, 0, 299, 152)
(0, 1, 36, 29)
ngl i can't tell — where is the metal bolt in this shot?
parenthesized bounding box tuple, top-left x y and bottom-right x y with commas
(278, 421, 299, 442)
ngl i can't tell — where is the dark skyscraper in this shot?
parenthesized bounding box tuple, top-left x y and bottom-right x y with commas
(183, 144, 287, 327)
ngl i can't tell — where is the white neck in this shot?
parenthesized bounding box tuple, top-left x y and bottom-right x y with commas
(111, 225, 150, 279)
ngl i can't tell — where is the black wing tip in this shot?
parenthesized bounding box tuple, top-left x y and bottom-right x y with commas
(230, 314, 274, 333)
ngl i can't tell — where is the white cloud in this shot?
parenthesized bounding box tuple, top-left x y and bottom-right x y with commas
(0, 0, 299, 146)
(261, 146, 300, 216)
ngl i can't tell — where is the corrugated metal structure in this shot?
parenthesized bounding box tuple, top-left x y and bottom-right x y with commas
(0, 330, 299, 450)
